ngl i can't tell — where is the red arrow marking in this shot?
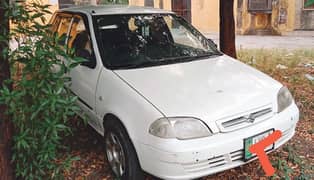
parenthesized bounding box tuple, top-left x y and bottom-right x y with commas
(249, 130, 282, 176)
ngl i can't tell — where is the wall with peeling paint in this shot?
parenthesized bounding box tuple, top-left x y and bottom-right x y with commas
(272, 0, 296, 34)
(236, 0, 295, 35)
(295, 0, 314, 30)
(237, 0, 314, 35)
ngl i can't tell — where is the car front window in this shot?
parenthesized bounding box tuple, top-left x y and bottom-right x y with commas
(94, 14, 221, 69)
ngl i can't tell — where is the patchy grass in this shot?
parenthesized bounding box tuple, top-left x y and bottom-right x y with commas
(62, 49, 314, 179)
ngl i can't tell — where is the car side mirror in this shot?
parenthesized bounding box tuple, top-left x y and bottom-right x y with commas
(77, 49, 96, 68)
(81, 56, 96, 69)
(207, 38, 217, 48)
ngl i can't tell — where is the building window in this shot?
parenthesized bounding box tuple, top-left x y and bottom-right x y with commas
(171, 0, 191, 23)
(58, 0, 75, 9)
(145, 0, 154, 7)
(304, 0, 314, 10)
(248, 0, 272, 13)
(98, 0, 129, 4)
(58, 0, 129, 8)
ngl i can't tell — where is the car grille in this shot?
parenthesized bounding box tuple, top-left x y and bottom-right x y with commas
(182, 149, 243, 173)
(217, 107, 273, 132)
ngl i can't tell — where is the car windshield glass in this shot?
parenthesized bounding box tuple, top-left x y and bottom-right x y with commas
(93, 14, 221, 69)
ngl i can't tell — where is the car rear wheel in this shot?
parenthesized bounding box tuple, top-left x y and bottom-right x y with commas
(104, 120, 144, 180)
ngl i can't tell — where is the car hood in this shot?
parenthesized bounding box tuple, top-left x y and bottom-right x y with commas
(114, 55, 282, 123)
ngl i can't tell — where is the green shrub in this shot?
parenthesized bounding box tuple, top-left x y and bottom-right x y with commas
(0, 2, 82, 179)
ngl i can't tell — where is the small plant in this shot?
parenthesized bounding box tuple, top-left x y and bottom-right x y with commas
(0, 1, 82, 179)
(270, 145, 313, 180)
(277, 159, 293, 178)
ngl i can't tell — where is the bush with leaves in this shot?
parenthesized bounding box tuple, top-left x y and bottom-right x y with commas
(0, 2, 83, 179)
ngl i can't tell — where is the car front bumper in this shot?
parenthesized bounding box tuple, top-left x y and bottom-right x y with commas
(135, 103, 299, 180)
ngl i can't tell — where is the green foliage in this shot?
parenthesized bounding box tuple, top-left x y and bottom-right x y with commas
(270, 145, 313, 180)
(305, 0, 314, 7)
(0, 2, 82, 179)
(271, 158, 293, 179)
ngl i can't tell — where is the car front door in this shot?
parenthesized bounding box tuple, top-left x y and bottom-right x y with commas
(65, 14, 103, 131)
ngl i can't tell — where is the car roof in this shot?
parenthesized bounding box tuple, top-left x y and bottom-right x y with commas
(58, 5, 174, 16)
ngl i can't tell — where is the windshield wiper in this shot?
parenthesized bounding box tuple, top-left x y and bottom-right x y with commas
(156, 52, 222, 62)
(111, 52, 223, 70)
(194, 52, 223, 59)
(111, 61, 156, 70)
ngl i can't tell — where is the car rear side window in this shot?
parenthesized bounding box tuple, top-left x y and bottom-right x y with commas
(50, 14, 61, 33)
(56, 16, 72, 46)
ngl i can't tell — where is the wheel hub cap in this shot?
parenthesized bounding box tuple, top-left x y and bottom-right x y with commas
(105, 132, 126, 177)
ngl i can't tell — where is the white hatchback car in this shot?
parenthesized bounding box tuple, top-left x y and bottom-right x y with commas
(50, 5, 299, 180)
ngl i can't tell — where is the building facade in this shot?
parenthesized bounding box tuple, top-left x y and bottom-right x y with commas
(52, 0, 314, 35)
(128, 0, 220, 34)
(236, 0, 314, 35)
(128, 0, 314, 35)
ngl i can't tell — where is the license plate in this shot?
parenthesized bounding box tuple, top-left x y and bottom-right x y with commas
(244, 129, 274, 161)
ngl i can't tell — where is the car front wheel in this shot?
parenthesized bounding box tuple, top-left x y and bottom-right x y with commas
(104, 120, 143, 180)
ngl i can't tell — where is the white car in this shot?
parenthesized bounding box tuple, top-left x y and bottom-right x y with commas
(50, 5, 299, 180)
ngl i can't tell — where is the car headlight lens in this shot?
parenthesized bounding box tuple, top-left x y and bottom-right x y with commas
(277, 86, 293, 113)
(149, 117, 212, 140)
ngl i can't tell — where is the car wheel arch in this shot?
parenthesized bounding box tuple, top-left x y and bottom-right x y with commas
(103, 113, 128, 135)
(102, 113, 145, 178)
(102, 114, 141, 159)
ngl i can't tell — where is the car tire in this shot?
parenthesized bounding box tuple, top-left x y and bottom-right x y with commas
(104, 119, 144, 180)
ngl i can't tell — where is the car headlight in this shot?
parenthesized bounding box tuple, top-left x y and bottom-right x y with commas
(277, 86, 293, 113)
(149, 117, 212, 140)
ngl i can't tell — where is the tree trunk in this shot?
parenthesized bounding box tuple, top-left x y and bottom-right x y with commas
(219, 0, 237, 58)
(0, 0, 14, 179)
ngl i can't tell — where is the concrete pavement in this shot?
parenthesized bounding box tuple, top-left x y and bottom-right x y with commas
(205, 33, 314, 49)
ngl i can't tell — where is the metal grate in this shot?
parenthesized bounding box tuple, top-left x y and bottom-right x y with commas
(230, 149, 244, 161)
(248, 0, 272, 13)
(182, 149, 244, 173)
(219, 107, 273, 132)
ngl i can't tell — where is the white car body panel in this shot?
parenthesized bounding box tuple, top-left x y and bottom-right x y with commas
(69, 65, 100, 122)
(95, 68, 164, 143)
(115, 55, 282, 133)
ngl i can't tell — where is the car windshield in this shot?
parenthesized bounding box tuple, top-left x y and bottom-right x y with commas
(93, 14, 222, 69)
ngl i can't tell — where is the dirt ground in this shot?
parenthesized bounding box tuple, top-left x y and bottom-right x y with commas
(61, 49, 314, 180)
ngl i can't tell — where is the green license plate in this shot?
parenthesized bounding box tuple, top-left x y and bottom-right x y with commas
(244, 129, 275, 161)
